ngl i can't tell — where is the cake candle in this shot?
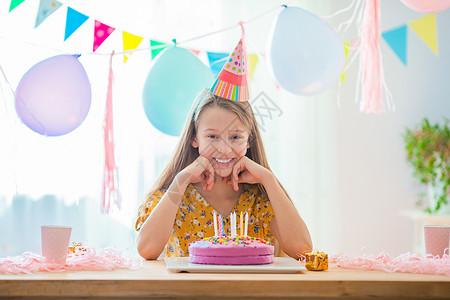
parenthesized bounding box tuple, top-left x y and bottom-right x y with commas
(213, 211, 218, 237)
(218, 214, 223, 237)
(244, 212, 249, 236)
(240, 211, 243, 236)
(234, 212, 237, 237)
(220, 214, 225, 236)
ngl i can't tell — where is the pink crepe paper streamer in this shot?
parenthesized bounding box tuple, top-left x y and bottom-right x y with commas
(356, 0, 394, 114)
(0, 247, 141, 274)
(331, 252, 450, 277)
(102, 52, 121, 213)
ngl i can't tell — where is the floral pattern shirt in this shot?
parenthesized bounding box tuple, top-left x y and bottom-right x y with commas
(135, 183, 275, 257)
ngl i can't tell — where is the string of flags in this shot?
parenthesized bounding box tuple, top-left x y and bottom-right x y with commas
(8, 0, 261, 77)
(382, 13, 439, 65)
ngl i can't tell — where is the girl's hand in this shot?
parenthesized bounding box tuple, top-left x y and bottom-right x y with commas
(180, 156, 215, 190)
(226, 156, 272, 191)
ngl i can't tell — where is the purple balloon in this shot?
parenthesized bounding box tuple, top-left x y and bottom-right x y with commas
(15, 55, 91, 136)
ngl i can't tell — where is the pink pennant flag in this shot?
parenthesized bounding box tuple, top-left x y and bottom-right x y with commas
(189, 49, 201, 56)
(102, 52, 120, 213)
(93, 20, 115, 52)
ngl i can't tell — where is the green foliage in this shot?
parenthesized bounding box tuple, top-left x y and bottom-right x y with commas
(403, 118, 450, 213)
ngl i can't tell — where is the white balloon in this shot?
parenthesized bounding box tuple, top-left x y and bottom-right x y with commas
(267, 7, 345, 95)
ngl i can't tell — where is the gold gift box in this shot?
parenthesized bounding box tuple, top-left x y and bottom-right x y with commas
(305, 252, 328, 271)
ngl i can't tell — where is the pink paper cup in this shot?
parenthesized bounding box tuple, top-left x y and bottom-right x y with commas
(423, 225, 450, 258)
(41, 225, 72, 264)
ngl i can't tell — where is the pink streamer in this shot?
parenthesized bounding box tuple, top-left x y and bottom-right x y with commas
(331, 252, 450, 277)
(0, 246, 141, 274)
(356, 0, 394, 113)
(102, 52, 120, 213)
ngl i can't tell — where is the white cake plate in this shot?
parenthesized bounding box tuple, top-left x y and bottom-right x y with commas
(164, 257, 306, 273)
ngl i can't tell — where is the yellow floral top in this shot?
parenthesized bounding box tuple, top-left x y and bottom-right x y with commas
(135, 183, 275, 257)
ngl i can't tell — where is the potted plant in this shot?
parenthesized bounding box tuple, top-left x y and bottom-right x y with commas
(403, 118, 450, 214)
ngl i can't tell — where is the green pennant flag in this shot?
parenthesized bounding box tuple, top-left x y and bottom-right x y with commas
(9, 0, 27, 12)
(150, 40, 168, 60)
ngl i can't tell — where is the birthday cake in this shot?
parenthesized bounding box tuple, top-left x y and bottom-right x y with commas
(188, 236, 274, 265)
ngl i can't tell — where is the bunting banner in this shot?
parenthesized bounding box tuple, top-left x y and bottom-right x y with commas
(122, 32, 144, 63)
(248, 54, 259, 80)
(9, 0, 26, 12)
(340, 41, 351, 82)
(382, 13, 439, 65)
(189, 49, 201, 56)
(382, 25, 408, 65)
(409, 13, 438, 56)
(35, 0, 62, 28)
(64, 7, 89, 41)
(206, 52, 228, 77)
(149, 40, 167, 59)
(93, 21, 115, 52)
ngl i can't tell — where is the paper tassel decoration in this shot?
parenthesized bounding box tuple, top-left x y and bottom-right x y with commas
(102, 52, 120, 213)
(35, 0, 62, 28)
(93, 21, 115, 52)
(9, 0, 27, 12)
(210, 39, 249, 102)
(409, 14, 439, 56)
(356, 0, 393, 114)
(64, 7, 89, 41)
(122, 31, 143, 63)
(382, 25, 408, 65)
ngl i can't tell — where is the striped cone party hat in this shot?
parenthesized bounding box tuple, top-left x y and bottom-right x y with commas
(210, 39, 249, 102)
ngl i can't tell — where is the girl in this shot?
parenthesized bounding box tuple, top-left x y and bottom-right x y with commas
(135, 90, 312, 259)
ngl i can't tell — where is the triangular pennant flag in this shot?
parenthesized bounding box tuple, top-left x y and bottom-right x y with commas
(122, 31, 144, 63)
(340, 41, 351, 83)
(150, 40, 167, 59)
(207, 52, 228, 77)
(382, 25, 408, 65)
(9, 0, 27, 12)
(64, 7, 89, 41)
(248, 54, 259, 80)
(409, 14, 439, 56)
(93, 21, 115, 52)
(35, 0, 63, 28)
(189, 49, 201, 56)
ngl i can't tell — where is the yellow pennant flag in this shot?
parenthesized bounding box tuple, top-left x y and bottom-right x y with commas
(248, 54, 259, 80)
(123, 31, 144, 63)
(340, 41, 351, 83)
(409, 14, 438, 56)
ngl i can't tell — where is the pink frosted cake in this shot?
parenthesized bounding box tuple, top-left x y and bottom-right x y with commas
(188, 236, 274, 265)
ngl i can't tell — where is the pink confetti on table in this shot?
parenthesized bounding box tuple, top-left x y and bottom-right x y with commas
(0, 246, 141, 274)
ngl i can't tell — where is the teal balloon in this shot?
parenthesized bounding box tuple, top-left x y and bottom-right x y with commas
(142, 47, 214, 136)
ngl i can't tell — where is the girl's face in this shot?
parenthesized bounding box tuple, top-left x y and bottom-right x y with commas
(192, 107, 250, 178)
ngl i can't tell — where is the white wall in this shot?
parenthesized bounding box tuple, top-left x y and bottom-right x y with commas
(334, 0, 450, 256)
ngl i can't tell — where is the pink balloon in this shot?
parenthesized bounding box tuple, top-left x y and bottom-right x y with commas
(400, 0, 450, 13)
(15, 55, 91, 136)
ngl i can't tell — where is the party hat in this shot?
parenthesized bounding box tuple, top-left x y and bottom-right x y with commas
(210, 39, 249, 102)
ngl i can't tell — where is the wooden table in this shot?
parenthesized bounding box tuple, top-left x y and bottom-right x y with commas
(0, 260, 449, 299)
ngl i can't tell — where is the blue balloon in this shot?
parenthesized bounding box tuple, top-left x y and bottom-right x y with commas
(267, 7, 345, 95)
(142, 47, 214, 136)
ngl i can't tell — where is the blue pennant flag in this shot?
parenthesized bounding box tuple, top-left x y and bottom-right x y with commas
(35, 0, 63, 28)
(207, 52, 229, 77)
(64, 7, 89, 41)
(382, 25, 408, 65)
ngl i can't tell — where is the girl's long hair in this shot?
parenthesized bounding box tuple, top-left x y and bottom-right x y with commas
(139, 89, 291, 214)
